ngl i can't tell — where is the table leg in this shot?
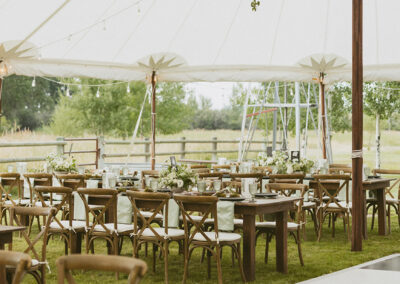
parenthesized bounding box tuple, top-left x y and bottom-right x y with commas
(276, 211, 288, 274)
(0, 264, 5, 284)
(70, 232, 82, 254)
(377, 188, 387, 235)
(242, 214, 256, 282)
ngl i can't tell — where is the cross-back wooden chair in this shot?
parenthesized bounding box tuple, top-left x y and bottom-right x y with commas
(10, 206, 56, 284)
(0, 251, 32, 284)
(141, 170, 159, 189)
(127, 190, 185, 284)
(55, 174, 85, 191)
(369, 169, 400, 232)
(191, 168, 210, 174)
(34, 186, 84, 255)
(189, 164, 208, 169)
(258, 183, 307, 266)
(269, 173, 305, 184)
(77, 188, 133, 256)
(313, 174, 351, 241)
(0, 173, 23, 225)
(56, 254, 148, 284)
(174, 194, 245, 284)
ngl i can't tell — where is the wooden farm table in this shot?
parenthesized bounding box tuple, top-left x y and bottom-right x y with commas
(234, 196, 300, 281)
(309, 178, 392, 238)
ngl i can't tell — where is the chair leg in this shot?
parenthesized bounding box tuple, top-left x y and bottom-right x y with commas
(236, 243, 246, 282)
(295, 229, 304, 266)
(215, 246, 223, 284)
(152, 243, 157, 273)
(371, 205, 377, 231)
(332, 213, 336, 238)
(264, 232, 270, 264)
(164, 241, 169, 284)
(387, 205, 391, 233)
(207, 249, 211, 279)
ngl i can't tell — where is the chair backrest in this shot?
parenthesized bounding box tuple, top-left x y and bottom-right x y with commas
(328, 167, 352, 176)
(77, 188, 118, 234)
(126, 191, 170, 240)
(56, 254, 147, 284)
(212, 165, 230, 172)
(0, 173, 21, 206)
(269, 173, 305, 184)
(329, 163, 350, 169)
(313, 174, 351, 209)
(191, 168, 210, 174)
(0, 251, 32, 284)
(174, 194, 218, 244)
(189, 164, 208, 169)
(35, 186, 73, 230)
(10, 206, 56, 277)
(267, 183, 308, 222)
(198, 172, 224, 181)
(372, 169, 400, 199)
(141, 170, 159, 188)
(55, 174, 85, 191)
(251, 166, 272, 175)
(23, 173, 53, 204)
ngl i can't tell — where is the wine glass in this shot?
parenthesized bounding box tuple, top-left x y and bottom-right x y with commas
(249, 183, 257, 202)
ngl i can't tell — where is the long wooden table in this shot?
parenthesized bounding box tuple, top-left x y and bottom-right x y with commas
(234, 196, 300, 281)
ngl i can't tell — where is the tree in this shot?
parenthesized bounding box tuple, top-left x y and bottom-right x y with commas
(2, 75, 60, 130)
(327, 82, 352, 132)
(363, 82, 400, 168)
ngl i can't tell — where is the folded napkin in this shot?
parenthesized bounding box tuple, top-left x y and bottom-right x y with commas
(117, 195, 132, 224)
(241, 178, 255, 194)
(73, 192, 87, 221)
(23, 178, 34, 200)
(163, 199, 179, 228)
(51, 177, 64, 201)
(217, 201, 234, 231)
(262, 178, 269, 193)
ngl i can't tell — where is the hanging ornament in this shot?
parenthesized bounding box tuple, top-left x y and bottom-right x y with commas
(32, 77, 36, 87)
(96, 87, 100, 98)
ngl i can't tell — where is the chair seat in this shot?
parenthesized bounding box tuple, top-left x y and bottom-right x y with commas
(256, 221, 300, 230)
(193, 231, 241, 242)
(93, 223, 134, 233)
(327, 201, 352, 209)
(386, 198, 399, 204)
(298, 201, 317, 209)
(49, 220, 88, 230)
(139, 211, 163, 220)
(141, 227, 185, 238)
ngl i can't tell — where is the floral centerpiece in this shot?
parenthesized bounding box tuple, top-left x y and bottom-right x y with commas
(46, 152, 77, 173)
(158, 164, 197, 192)
(257, 151, 314, 174)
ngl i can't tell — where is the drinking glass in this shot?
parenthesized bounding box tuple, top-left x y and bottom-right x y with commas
(197, 181, 206, 193)
(230, 164, 237, 173)
(213, 180, 221, 191)
(249, 183, 257, 202)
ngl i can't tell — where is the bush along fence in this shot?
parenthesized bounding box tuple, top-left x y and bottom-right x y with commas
(0, 136, 279, 168)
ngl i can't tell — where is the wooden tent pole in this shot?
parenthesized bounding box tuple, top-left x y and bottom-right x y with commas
(319, 73, 327, 159)
(150, 71, 157, 170)
(0, 78, 3, 130)
(351, 0, 363, 252)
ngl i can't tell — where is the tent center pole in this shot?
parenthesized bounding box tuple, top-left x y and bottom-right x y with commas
(319, 73, 327, 159)
(351, 0, 364, 252)
(151, 71, 157, 170)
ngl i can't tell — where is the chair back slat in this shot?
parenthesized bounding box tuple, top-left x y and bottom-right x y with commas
(0, 172, 21, 206)
(313, 174, 351, 210)
(0, 251, 32, 284)
(372, 168, 400, 199)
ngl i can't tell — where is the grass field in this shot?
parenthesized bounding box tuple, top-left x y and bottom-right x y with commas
(8, 211, 400, 283)
(1, 128, 400, 171)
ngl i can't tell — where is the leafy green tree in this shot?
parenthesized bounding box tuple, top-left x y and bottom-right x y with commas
(2, 75, 60, 130)
(327, 82, 352, 132)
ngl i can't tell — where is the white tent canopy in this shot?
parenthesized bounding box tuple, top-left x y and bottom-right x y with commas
(1, 0, 400, 83)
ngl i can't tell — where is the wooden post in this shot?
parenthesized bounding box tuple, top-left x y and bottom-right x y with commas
(56, 137, 65, 155)
(180, 137, 186, 159)
(0, 78, 3, 130)
(319, 73, 327, 160)
(145, 137, 150, 163)
(352, 0, 363, 252)
(150, 71, 157, 170)
(212, 137, 218, 161)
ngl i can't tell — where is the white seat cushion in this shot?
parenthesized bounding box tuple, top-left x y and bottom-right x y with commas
(141, 227, 184, 238)
(93, 223, 133, 233)
(49, 220, 88, 230)
(31, 259, 39, 267)
(234, 219, 243, 226)
(139, 211, 163, 219)
(193, 231, 241, 242)
(18, 199, 31, 205)
(179, 215, 208, 222)
(256, 221, 300, 230)
(327, 201, 352, 209)
(386, 198, 399, 204)
(297, 201, 317, 208)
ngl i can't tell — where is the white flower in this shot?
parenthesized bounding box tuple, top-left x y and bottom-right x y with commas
(177, 180, 184, 187)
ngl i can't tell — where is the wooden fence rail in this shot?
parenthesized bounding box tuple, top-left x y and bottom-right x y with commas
(0, 136, 280, 167)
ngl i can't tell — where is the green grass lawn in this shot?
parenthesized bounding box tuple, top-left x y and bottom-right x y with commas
(8, 211, 400, 284)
